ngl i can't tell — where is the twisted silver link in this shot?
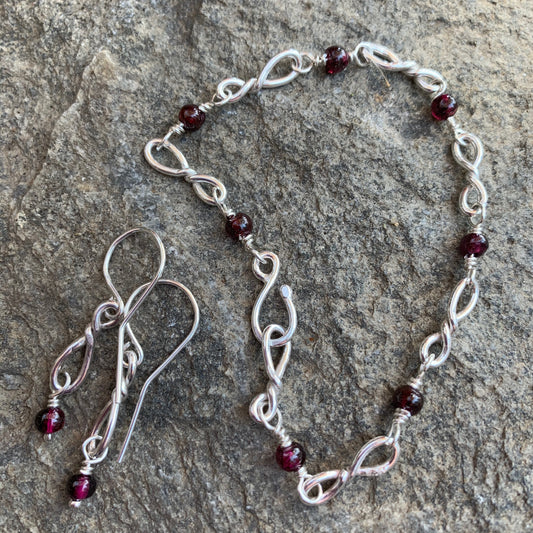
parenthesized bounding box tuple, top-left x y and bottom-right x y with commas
(420, 276, 480, 368)
(213, 49, 307, 106)
(249, 324, 291, 423)
(144, 139, 227, 206)
(352, 42, 446, 96)
(49, 300, 121, 397)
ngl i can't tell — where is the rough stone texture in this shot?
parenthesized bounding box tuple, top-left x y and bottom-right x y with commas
(0, 1, 531, 532)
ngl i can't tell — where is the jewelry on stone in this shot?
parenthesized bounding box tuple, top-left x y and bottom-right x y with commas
(144, 42, 489, 505)
(36, 228, 200, 507)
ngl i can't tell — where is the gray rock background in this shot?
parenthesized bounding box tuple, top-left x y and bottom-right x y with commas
(1, 1, 531, 532)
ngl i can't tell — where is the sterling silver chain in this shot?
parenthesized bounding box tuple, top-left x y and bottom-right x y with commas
(144, 42, 488, 505)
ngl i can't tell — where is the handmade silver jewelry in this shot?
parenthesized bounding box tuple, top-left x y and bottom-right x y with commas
(144, 42, 489, 505)
(36, 228, 200, 506)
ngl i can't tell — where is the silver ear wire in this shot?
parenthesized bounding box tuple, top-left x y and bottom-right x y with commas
(117, 278, 200, 463)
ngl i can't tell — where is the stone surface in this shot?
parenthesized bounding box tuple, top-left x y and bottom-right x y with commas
(0, 1, 532, 532)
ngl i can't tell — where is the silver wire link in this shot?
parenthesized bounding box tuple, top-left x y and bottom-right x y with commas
(420, 276, 480, 368)
(352, 42, 447, 96)
(453, 132, 487, 227)
(249, 324, 291, 423)
(212, 49, 310, 106)
(49, 300, 121, 396)
(249, 251, 296, 445)
(298, 469, 350, 505)
(143, 42, 488, 506)
(144, 139, 227, 206)
(350, 435, 401, 477)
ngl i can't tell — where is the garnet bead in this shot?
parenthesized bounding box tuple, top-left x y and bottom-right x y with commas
(460, 233, 489, 257)
(431, 94, 458, 121)
(68, 474, 97, 502)
(178, 104, 206, 131)
(35, 407, 65, 434)
(276, 442, 306, 472)
(324, 46, 350, 75)
(392, 385, 424, 416)
(226, 213, 253, 240)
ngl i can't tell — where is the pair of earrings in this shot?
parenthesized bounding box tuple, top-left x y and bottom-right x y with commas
(35, 228, 200, 507)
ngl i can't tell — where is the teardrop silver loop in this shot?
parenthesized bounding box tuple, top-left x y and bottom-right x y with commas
(144, 138, 191, 177)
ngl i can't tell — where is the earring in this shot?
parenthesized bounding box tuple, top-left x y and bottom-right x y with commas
(68, 277, 199, 507)
(35, 228, 166, 439)
(35, 229, 200, 508)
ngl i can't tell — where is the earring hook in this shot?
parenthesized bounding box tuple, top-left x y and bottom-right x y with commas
(116, 278, 200, 462)
(91, 228, 167, 455)
(102, 227, 167, 323)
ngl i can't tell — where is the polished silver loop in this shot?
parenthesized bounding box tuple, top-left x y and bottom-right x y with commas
(298, 470, 350, 506)
(353, 42, 401, 69)
(262, 324, 291, 388)
(249, 393, 284, 430)
(215, 77, 255, 105)
(249, 392, 270, 423)
(82, 435, 109, 464)
(103, 228, 166, 319)
(256, 48, 303, 89)
(450, 277, 480, 323)
(293, 52, 316, 74)
(250, 389, 279, 424)
(213, 50, 304, 107)
(468, 204, 486, 227)
(144, 138, 192, 177)
(144, 139, 227, 206)
(249, 324, 291, 424)
(350, 435, 401, 477)
(460, 181, 488, 217)
(411, 67, 446, 94)
(49, 301, 119, 395)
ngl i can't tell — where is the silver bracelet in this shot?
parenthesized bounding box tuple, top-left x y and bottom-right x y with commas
(144, 42, 489, 505)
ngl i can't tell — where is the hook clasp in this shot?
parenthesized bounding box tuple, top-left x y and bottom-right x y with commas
(251, 251, 297, 348)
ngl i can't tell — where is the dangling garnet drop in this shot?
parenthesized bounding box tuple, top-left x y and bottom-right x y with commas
(35, 407, 65, 434)
(68, 473, 97, 505)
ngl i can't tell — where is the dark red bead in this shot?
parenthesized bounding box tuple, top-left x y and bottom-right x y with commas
(226, 213, 253, 240)
(35, 407, 65, 434)
(178, 104, 206, 131)
(460, 233, 488, 257)
(392, 385, 424, 416)
(324, 46, 350, 75)
(431, 94, 458, 121)
(68, 474, 97, 501)
(276, 442, 306, 472)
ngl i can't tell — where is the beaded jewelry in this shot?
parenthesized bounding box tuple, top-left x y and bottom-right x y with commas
(144, 42, 488, 505)
(36, 229, 200, 506)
